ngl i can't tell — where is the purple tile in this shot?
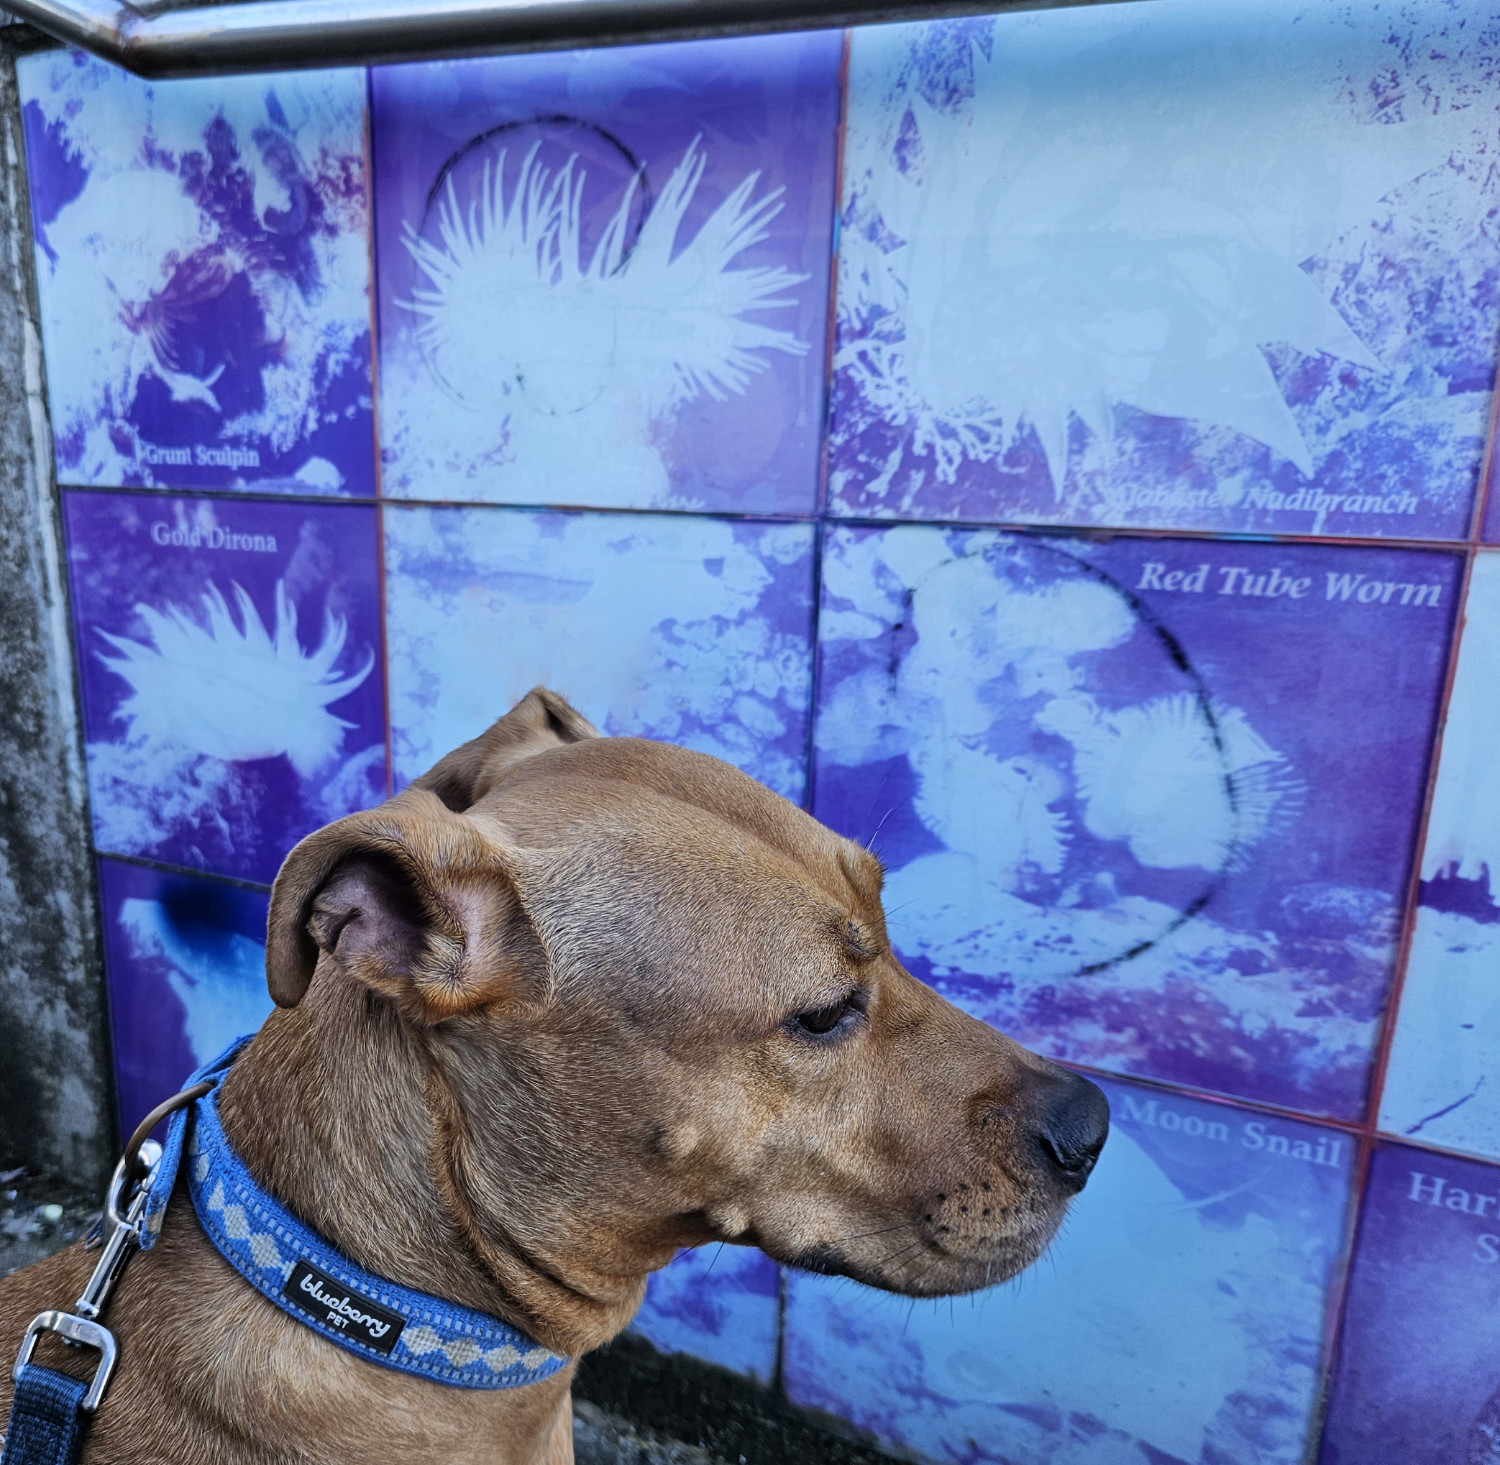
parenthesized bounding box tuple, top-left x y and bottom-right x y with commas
(98, 857, 271, 1138)
(813, 526, 1458, 1115)
(1321, 1143, 1500, 1465)
(385, 506, 815, 803)
(1379, 553, 1500, 1157)
(630, 1246, 780, 1382)
(17, 54, 376, 496)
(370, 35, 840, 513)
(786, 1075, 1353, 1465)
(66, 492, 388, 885)
(833, 2, 1500, 539)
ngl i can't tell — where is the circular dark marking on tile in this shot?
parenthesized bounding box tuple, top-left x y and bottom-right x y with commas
(874, 531, 1243, 981)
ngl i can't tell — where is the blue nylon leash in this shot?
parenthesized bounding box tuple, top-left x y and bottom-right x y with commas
(4, 1036, 565, 1463)
(1, 1371, 88, 1465)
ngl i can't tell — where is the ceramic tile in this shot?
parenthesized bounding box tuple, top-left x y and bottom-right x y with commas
(1380, 551, 1500, 1157)
(66, 492, 387, 885)
(1320, 1143, 1500, 1465)
(18, 54, 375, 496)
(370, 34, 840, 513)
(384, 505, 815, 801)
(785, 1076, 1353, 1465)
(631, 1246, 780, 1383)
(831, 0, 1500, 539)
(812, 526, 1458, 1115)
(98, 857, 271, 1138)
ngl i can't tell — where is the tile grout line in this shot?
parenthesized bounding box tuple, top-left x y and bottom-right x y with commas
(49, 475, 1491, 556)
(800, 22, 853, 824)
(93, 848, 275, 895)
(775, 25, 854, 1402)
(363, 65, 396, 802)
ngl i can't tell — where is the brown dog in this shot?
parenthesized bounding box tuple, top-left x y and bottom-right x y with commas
(0, 689, 1107, 1464)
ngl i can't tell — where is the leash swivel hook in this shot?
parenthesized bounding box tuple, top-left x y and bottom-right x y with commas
(7, 1080, 211, 1423)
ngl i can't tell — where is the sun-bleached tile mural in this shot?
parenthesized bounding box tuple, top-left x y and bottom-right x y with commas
(831, 0, 1500, 538)
(786, 1076, 1352, 1465)
(65, 493, 387, 885)
(1380, 551, 1500, 1158)
(384, 505, 815, 800)
(1320, 1144, 1500, 1465)
(371, 34, 840, 513)
(18, 55, 375, 496)
(97, 858, 272, 1136)
(812, 525, 1458, 1116)
(21, 0, 1500, 1456)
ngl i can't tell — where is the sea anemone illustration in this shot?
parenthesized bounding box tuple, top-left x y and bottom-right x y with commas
(1041, 692, 1305, 873)
(96, 580, 373, 778)
(401, 138, 808, 428)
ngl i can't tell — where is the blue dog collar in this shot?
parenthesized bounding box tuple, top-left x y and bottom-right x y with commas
(141, 1038, 566, 1391)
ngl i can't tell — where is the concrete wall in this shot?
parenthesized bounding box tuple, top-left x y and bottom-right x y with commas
(0, 34, 113, 1189)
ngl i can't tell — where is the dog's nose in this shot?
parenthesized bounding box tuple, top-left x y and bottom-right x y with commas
(1033, 1070, 1110, 1190)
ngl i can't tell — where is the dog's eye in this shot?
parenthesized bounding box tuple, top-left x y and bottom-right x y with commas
(788, 990, 867, 1040)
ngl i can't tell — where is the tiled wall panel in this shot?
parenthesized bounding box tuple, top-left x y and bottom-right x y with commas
(813, 525, 1456, 1116)
(832, 0, 1500, 539)
(98, 856, 271, 1136)
(370, 34, 841, 514)
(64, 491, 388, 884)
(18, 56, 376, 497)
(18, 0, 1500, 1453)
(1320, 1144, 1500, 1464)
(1380, 549, 1500, 1158)
(384, 506, 816, 799)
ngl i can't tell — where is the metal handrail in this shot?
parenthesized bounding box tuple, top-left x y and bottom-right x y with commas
(2, 0, 1129, 78)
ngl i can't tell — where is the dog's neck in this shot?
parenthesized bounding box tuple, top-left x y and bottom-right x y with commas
(215, 979, 654, 1357)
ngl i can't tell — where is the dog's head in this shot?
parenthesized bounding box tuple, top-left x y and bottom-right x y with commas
(265, 689, 1106, 1326)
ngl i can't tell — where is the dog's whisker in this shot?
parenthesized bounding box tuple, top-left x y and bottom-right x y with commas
(864, 802, 899, 855)
(824, 1219, 912, 1246)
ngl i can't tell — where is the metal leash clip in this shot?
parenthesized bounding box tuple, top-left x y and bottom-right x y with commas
(9, 1079, 212, 1416)
(10, 1140, 161, 1412)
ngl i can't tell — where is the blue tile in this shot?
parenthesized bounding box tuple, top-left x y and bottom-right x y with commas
(370, 34, 841, 513)
(1321, 1143, 1500, 1465)
(17, 54, 376, 496)
(631, 1246, 780, 1383)
(1380, 551, 1500, 1158)
(385, 506, 816, 802)
(831, 0, 1500, 538)
(66, 492, 388, 885)
(812, 525, 1457, 1115)
(98, 857, 271, 1137)
(785, 1076, 1353, 1465)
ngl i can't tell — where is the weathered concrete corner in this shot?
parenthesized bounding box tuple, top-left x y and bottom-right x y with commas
(0, 41, 113, 1188)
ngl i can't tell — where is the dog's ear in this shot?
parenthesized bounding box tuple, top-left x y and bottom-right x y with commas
(265, 788, 549, 1017)
(412, 687, 599, 813)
